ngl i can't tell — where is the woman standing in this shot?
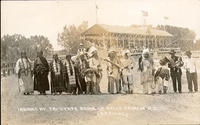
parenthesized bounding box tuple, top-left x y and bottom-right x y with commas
(49, 54, 65, 95)
(121, 49, 135, 94)
(33, 51, 49, 95)
(106, 48, 122, 94)
(63, 55, 77, 94)
(15, 51, 34, 95)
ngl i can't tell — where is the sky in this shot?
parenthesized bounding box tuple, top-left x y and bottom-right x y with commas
(1, 0, 200, 50)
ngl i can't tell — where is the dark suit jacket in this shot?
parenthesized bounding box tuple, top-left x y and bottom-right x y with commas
(168, 56, 184, 75)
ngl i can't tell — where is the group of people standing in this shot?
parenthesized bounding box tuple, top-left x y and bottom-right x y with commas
(106, 48, 135, 94)
(15, 51, 78, 95)
(138, 49, 198, 94)
(15, 43, 198, 95)
(15, 44, 103, 95)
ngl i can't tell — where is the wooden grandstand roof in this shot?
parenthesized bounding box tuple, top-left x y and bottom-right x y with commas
(82, 24, 172, 37)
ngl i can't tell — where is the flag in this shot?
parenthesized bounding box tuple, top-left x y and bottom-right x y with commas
(164, 16, 169, 20)
(141, 10, 148, 17)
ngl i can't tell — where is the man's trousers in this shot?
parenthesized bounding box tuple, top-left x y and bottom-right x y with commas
(186, 71, 198, 92)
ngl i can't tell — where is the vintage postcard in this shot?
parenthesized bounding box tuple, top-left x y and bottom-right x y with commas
(1, 0, 200, 125)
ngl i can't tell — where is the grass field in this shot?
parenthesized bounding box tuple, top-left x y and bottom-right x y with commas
(1, 64, 200, 125)
(1, 50, 200, 125)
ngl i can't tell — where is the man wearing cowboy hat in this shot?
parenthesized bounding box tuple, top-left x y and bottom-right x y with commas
(184, 50, 198, 92)
(168, 49, 184, 93)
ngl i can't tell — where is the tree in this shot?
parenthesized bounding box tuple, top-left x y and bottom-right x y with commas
(57, 21, 88, 54)
(1, 34, 53, 63)
(193, 39, 200, 50)
(1, 34, 28, 63)
(29, 35, 53, 58)
(157, 25, 196, 50)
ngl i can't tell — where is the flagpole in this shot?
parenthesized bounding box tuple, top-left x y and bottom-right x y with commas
(95, 2, 98, 24)
(163, 16, 169, 31)
(141, 10, 148, 48)
(96, 7, 97, 24)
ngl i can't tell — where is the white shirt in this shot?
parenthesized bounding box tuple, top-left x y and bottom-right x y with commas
(121, 58, 134, 75)
(15, 58, 32, 74)
(184, 57, 197, 73)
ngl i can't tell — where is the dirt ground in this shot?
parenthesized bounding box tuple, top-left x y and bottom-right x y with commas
(1, 56, 200, 125)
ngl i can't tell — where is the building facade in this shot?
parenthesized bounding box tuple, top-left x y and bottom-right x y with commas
(81, 24, 172, 50)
